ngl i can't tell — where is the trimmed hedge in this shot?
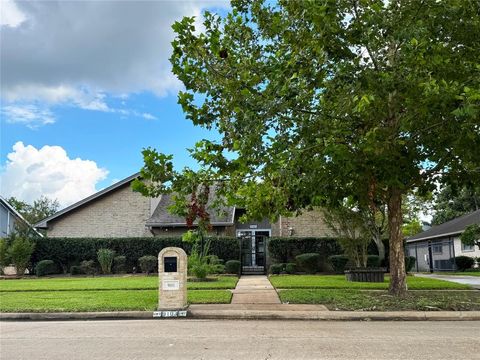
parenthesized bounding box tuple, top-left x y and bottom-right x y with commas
(455, 256, 475, 271)
(31, 237, 240, 273)
(285, 262, 296, 274)
(268, 237, 341, 271)
(295, 253, 320, 274)
(225, 260, 241, 274)
(328, 255, 349, 273)
(367, 255, 380, 268)
(405, 256, 416, 272)
(269, 263, 283, 275)
(35, 260, 59, 277)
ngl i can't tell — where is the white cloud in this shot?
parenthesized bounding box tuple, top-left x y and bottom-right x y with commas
(1, 105, 55, 129)
(0, 0, 26, 28)
(1, 1, 228, 105)
(0, 142, 108, 208)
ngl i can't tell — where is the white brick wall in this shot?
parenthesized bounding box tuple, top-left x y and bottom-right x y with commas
(47, 184, 152, 238)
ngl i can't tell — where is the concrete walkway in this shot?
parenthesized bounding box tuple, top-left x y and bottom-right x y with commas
(231, 275, 281, 304)
(414, 273, 480, 289)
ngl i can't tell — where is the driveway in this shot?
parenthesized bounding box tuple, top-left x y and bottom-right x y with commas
(1, 319, 479, 359)
(414, 273, 480, 289)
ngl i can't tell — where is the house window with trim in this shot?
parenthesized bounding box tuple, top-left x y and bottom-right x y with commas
(432, 243, 443, 254)
(461, 242, 475, 252)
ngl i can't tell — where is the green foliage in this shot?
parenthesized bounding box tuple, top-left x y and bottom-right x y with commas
(295, 253, 320, 274)
(366, 255, 381, 268)
(267, 237, 341, 268)
(432, 185, 480, 225)
(113, 256, 127, 274)
(0, 238, 9, 270)
(402, 220, 423, 237)
(35, 260, 58, 277)
(70, 265, 83, 275)
(225, 260, 240, 274)
(8, 196, 59, 225)
(328, 255, 349, 274)
(80, 260, 96, 276)
(455, 256, 475, 271)
(138, 256, 157, 275)
(285, 263, 296, 274)
(269, 263, 283, 275)
(7, 236, 35, 276)
(97, 248, 115, 274)
(31, 237, 239, 273)
(405, 256, 416, 273)
(460, 224, 480, 250)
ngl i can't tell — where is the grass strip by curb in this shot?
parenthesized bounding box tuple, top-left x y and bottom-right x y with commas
(0, 290, 232, 313)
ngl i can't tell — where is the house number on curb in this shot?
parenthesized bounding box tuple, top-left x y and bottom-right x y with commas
(153, 310, 187, 318)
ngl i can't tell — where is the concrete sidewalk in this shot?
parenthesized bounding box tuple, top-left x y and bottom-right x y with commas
(231, 275, 281, 304)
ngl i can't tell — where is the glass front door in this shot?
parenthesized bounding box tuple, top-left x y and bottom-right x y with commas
(237, 230, 270, 267)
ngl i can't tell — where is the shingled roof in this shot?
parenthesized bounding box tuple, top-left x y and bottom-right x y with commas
(146, 189, 235, 227)
(407, 209, 480, 242)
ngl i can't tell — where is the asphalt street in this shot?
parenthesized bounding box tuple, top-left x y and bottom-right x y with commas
(1, 319, 479, 360)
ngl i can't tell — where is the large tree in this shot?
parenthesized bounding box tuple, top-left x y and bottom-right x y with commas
(7, 196, 59, 225)
(431, 184, 480, 225)
(135, 0, 480, 295)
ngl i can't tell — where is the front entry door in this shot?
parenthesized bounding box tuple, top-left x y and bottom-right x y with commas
(237, 230, 269, 274)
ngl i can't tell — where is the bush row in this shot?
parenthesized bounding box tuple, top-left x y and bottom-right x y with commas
(32, 237, 240, 273)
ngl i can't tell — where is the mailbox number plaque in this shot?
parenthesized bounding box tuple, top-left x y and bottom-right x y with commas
(164, 256, 177, 272)
(162, 280, 180, 290)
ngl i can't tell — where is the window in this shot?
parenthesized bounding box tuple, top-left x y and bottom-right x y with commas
(432, 244, 443, 254)
(461, 242, 475, 252)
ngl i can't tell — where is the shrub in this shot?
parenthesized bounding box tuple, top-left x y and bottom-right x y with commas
(8, 237, 35, 276)
(405, 256, 416, 272)
(138, 255, 157, 275)
(113, 256, 127, 274)
(295, 253, 320, 274)
(367, 255, 380, 268)
(205, 255, 225, 274)
(455, 256, 475, 271)
(225, 260, 241, 274)
(269, 263, 283, 275)
(268, 237, 341, 267)
(285, 262, 296, 274)
(70, 265, 83, 275)
(0, 238, 9, 270)
(97, 248, 115, 274)
(80, 260, 96, 276)
(31, 236, 239, 272)
(328, 255, 349, 273)
(35, 260, 58, 277)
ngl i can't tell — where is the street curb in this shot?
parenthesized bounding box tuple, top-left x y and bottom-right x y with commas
(2, 310, 480, 322)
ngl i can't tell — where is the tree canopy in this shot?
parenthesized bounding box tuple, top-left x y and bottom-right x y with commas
(135, 0, 480, 295)
(7, 196, 59, 225)
(432, 185, 480, 225)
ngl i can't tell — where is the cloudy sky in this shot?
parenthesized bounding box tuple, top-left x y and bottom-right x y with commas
(0, 0, 228, 208)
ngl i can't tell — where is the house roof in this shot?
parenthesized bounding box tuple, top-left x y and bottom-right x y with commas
(146, 188, 235, 227)
(407, 209, 480, 242)
(0, 196, 43, 237)
(35, 173, 140, 229)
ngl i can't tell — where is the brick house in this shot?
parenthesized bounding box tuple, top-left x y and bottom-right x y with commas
(35, 173, 332, 273)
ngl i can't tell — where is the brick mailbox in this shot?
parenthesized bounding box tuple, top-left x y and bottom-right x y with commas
(158, 247, 188, 311)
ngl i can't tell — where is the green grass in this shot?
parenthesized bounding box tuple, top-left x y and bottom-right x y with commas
(0, 290, 232, 312)
(279, 289, 480, 311)
(0, 275, 238, 292)
(268, 275, 471, 290)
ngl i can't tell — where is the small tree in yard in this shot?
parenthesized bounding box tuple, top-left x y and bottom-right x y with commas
(97, 249, 115, 274)
(134, 1, 480, 296)
(7, 235, 35, 276)
(461, 225, 480, 251)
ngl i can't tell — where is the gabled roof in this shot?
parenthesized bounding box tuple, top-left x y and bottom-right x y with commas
(35, 173, 139, 229)
(0, 196, 43, 237)
(146, 187, 235, 227)
(407, 209, 480, 242)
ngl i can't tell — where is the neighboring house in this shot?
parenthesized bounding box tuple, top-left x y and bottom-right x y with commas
(406, 210, 480, 272)
(0, 196, 40, 238)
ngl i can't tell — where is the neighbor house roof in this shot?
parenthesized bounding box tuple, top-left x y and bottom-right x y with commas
(0, 196, 43, 237)
(35, 173, 140, 229)
(146, 188, 235, 227)
(407, 209, 480, 242)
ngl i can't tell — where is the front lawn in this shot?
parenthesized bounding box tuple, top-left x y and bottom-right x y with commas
(279, 289, 480, 311)
(0, 275, 238, 292)
(269, 275, 471, 290)
(0, 289, 232, 312)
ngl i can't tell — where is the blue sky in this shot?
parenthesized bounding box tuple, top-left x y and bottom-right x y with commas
(0, 0, 228, 207)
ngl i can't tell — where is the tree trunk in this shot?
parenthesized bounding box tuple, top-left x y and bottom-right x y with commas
(387, 188, 407, 296)
(373, 235, 385, 262)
